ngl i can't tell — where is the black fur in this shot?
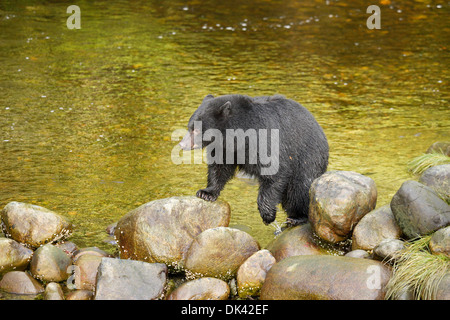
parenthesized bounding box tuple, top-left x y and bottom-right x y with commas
(184, 94, 329, 226)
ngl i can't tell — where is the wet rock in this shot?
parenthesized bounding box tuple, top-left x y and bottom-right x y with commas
(44, 282, 64, 300)
(167, 277, 230, 300)
(345, 249, 370, 259)
(30, 244, 72, 282)
(0, 271, 44, 295)
(309, 171, 377, 243)
(419, 164, 450, 201)
(426, 141, 450, 156)
(115, 196, 230, 270)
(95, 257, 167, 300)
(352, 205, 402, 251)
(236, 249, 276, 298)
(184, 227, 260, 280)
(429, 226, 450, 257)
(1, 201, 72, 248)
(373, 239, 406, 261)
(266, 224, 325, 262)
(260, 255, 391, 300)
(390, 180, 450, 239)
(65, 290, 94, 300)
(73, 254, 103, 290)
(55, 241, 78, 258)
(72, 246, 110, 262)
(0, 238, 33, 274)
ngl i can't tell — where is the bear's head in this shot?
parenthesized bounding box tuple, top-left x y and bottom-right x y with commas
(179, 94, 251, 150)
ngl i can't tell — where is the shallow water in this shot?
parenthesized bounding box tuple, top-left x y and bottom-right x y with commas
(0, 0, 448, 251)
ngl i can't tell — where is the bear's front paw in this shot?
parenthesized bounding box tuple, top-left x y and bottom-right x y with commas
(196, 189, 218, 202)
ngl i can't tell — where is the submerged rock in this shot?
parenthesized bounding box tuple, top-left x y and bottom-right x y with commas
(94, 257, 167, 300)
(0, 271, 44, 295)
(0, 238, 33, 274)
(115, 196, 230, 270)
(184, 227, 260, 280)
(390, 180, 450, 239)
(309, 171, 377, 243)
(236, 249, 276, 298)
(266, 224, 325, 261)
(166, 277, 230, 300)
(260, 255, 391, 300)
(352, 205, 402, 251)
(1, 201, 72, 248)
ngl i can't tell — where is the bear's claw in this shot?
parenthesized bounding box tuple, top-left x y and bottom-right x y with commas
(196, 189, 218, 202)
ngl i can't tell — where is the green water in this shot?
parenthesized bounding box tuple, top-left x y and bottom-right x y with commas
(0, 0, 448, 251)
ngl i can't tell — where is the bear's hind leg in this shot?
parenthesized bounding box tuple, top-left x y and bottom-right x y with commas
(281, 181, 309, 227)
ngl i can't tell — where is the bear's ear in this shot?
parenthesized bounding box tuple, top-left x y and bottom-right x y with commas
(203, 94, 214, 102)
(216, 101, 232, 118)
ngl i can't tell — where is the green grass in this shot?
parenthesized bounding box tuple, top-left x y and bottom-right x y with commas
(407, 152, 450, 175)
(385, 235, 449, 300)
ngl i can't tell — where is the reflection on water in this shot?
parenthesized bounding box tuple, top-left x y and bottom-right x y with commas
(0, 0, 448, 250)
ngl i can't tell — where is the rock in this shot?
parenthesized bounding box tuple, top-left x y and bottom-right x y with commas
(0, 238, 33, 274)
(345, 249, 370, 259)
(436, 272, 450, 300)
(166, 277, 230, 300)
(352, 205, 402, 251)
(266, 224, 325, 261)
(73, 254, 103, 290)
(419, 164, 450, 201)
(236, 249, 276, 298)
(65, 290, 94, 300)
(1, 202, 72, 248)
(55, 241, 78, 258)
(115, 196, 230, 270)
(309, 171, 377, 243)
(426, 141, 450, 156)
(0, 271, 44, 295)
(429, 226, 450, 257)
(373, 239, 406, 261)
(95, 257, 167, 300)
(30, 244, 72, 282)
(184, 227, 260, 280)
(44, 282, 64, 300)
(390, 180, 450, 239)
(72, 246, 110, 262)
(260, 255, 391, 300)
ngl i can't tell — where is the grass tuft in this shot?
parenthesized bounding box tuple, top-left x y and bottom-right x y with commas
(407, 152, 450, 175)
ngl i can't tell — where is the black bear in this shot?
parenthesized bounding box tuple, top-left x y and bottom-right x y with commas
(179, 94, 329, 226)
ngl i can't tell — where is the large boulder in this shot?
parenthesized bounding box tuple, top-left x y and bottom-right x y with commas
(260, 255, 391, 300)
(94, 258, 167, 300)
(1, 202, 72, 248)
(352, 205, 402, 251)
(266, 224, 325, 261)
(309, 171, 377, 243)
(184, 227, 260, 280)
(0, 238, 33, 274)
(166, 277, 230, 300)
(419, 164, 450, 201)
(115, 196, 230, 270)
(390, 181, 450, 239)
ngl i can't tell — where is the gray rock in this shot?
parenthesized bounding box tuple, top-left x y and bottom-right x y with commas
(260, 255, 391, 300)
(0, 238, 33, 274)
(373, 239, 406, 261)
(309, 171, 377, 243)
(94, 257, 167, 300)
(345, 249, 370, 259)
(429, 226, 450, 257)
(1, 202, 72, 248)
(419, 164, 450, 201)
(115, 196, 230, 270)
(390, 180, 450, 239)
(30, 244, 72, 282)
(352, 205, 402, 251)
(184, 227, 260, 280)
(0, 271, 44, 295)
(426, 141, 450, 156)
(166, 277, 230, 300)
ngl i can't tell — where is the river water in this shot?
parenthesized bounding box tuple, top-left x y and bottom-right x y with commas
(0, 0, 448, 250)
